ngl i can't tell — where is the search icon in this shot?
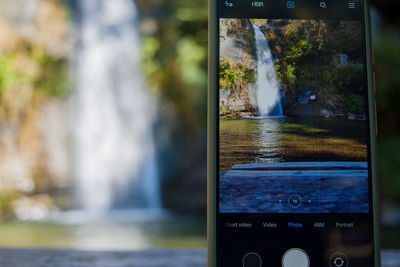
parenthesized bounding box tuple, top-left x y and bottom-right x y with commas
(320, 1, 327, 8)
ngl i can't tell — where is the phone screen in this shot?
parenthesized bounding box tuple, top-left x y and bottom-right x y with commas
(217, 0, 375, 266)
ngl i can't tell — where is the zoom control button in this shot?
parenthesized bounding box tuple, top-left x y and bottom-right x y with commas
(288, 194, 302, 208)
(242, 252, 262, 267)
(330, 252, 348, 267)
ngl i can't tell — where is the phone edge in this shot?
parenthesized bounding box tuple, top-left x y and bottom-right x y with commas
(363, 0, 382, 266)
(208, 0, 218, 266)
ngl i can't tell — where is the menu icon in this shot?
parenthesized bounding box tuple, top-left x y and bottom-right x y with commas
(348, 2, 356, 8)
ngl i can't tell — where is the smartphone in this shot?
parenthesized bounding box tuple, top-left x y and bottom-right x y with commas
(208, 0, 380, 266)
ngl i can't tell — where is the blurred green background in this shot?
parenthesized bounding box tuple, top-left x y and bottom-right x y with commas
(370, 0, 400, 248)
(0, 0, 398, 250)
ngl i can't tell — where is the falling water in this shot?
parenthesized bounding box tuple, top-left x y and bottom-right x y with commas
(70, 0, 161, 213)
(252, 24, 284, 117)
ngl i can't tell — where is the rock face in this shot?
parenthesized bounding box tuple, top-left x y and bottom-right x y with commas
(0, 0, 70, 219)
(219, 19, 257, 117)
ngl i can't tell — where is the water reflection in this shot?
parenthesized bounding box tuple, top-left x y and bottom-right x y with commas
(253, 118, 283, 164)
(220, 117, 368, 172)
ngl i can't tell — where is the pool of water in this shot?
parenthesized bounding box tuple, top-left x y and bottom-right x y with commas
(220, 117, 368, 172)
(0, 214, 206, 250)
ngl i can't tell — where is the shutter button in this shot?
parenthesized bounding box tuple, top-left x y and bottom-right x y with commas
(282, 248, 310, 267)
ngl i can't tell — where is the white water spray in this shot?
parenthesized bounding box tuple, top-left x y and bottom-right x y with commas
(252, 24, 283, 117)
(70, 0, 161, 213)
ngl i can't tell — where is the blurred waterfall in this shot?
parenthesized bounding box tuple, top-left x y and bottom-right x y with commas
(70, 0, 161, 213)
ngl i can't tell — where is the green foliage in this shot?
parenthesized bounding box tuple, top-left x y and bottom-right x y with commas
(374, 28, 400, 137)
(286, 64, 296, 87)
(0, 192, 17, 220)
(342, 94, 365, 114)
(373, 22, 400, 204)
(220, 63, 243, 87)
(0, 49, 37, 121)
(323, 64, 364, 95)
(274, 21, 324, 94)
(219, 61, 255, 90)
(378, 139, 400, 202)
(140, 0, 208, 132)
(177, 38, 207, 88)
(320, 64, 365, 113)
(268, 20, 366, 115)
(286, 40, 315, 60)
(0, 54, 32, 98)
(219, 106, 240, 118)
(246, 30, 255, 43)
(250, 19, 267, 26)
(0, 38, 69, 122)
(33, 49, 70, 98)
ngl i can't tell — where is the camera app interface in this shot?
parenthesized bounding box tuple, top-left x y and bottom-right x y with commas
(217, 0, 374, 266)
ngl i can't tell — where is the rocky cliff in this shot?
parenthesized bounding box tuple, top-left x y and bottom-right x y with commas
(219, 19, 257, 118)
(0, 0, 70, 219)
